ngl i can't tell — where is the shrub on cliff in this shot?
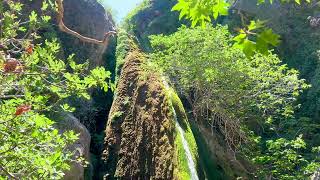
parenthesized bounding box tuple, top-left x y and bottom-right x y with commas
(151, 25, 307, 125)
(150, 25, 320, 179)
(0, 1, 111, 179)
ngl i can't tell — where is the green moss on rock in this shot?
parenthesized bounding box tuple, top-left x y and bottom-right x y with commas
(115, 29, 139, 79)
(174, 131, 191, 179)
(165, 86, 203, 179)
(103, 46, 176, 179)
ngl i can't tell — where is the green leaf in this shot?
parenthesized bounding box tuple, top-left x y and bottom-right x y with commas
(258, 28, 281, 47)
(60, 104, 75, 112)
(29, 11, 38, 23)
(212, 0, 230, 19)
(248, 20, 265, 31)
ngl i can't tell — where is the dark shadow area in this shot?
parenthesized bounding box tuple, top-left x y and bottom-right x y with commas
(189, 119, 226, 180)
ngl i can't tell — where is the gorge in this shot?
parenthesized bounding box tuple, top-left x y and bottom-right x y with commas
(1, 0, 320, 180)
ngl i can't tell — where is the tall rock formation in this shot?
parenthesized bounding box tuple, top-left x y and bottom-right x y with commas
(59, 0, 116, 66)
(103, 48, 175, 179)
(102, 35, 207, 179)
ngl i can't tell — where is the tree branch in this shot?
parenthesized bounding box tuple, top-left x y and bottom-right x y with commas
(0, 95, 25, 99)
(0, 162, 18, 180)
(56, 0, 116, 47)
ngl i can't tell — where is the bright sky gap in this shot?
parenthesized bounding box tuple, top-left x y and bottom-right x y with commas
(100, 0, 144, 23)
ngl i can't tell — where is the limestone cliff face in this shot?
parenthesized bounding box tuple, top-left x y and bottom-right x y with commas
(21, 0, 116, 67)
(232, 0, 282, 18)
(59, 0, 116, 66)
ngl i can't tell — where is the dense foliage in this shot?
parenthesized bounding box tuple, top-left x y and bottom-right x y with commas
(150, 25, 320, 179)
(172, 0, 312, 56)
(173, 0, 310, 26)
(0, 0, 111, 179)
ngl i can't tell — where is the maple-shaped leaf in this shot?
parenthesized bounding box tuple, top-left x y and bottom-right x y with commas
(242, 39, 257, 57)
(190, 4, 211, 27)
(212, 0, 230, 19)
(233, 32, 247, 44)
(233, 33, 257, 57)
(258, 28, 281, 47)
(256, 37, 269, 54)
(172, 0, 190, 20)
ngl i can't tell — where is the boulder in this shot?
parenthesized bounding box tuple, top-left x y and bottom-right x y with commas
(54, 112, 91, 180)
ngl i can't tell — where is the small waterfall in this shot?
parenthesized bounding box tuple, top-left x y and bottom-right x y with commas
(162, 77, 199, 180)
(172, 109, 199, 180)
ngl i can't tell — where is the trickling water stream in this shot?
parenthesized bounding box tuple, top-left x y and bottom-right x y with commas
(162, 77, 199, 180)
(173, 109, 199, 180)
